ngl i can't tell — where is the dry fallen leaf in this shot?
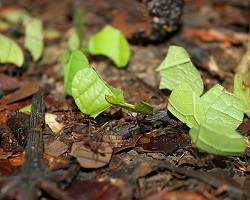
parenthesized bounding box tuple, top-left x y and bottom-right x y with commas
(45, 113, 65, 133)
(44, 139, 68, 157)
(70, 141, 113, 168)
(6, 81, 40, 104)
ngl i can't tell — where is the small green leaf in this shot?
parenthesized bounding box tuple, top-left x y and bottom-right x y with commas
(63, 50, 89, 96)
(24, 18, 44, 61)
(201, 84, 243, 130)
(67, 33, 80, 51)
(168, 82, 206, 129)
(88, 25, 130, 68)
(0, 34, 24, 67)
(156, 46, 203, 96)
(189, 123, 246, 156)
(234, 74, 250, 118)
(59, 49, 71, 65)
(72, 67, 124, 118)
(105, 95, 153, 115)
(19, 104, 31, 113)
(3, 8, 31, 24)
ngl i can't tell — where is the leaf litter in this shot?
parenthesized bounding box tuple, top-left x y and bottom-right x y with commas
(0, 0, 250, 199)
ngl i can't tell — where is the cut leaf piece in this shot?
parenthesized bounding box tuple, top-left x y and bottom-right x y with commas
(189, 123, 246, 156)
(67, 32, 80, 51)
(59, 49, 71, 65)
(234, 74, 250, 118)
(3, 8, 31, 24)
(105, 95, 153, 115)
(168, 82, 205, 129)
(156, 46, 203, 96)
(19, 104, 31, 113)
(201, 84, 243, 130)
(72, 67, 124, 118)
(88, 25, 130, 68)
(24, 18, 44, 61)
(0, 34, 24, 67)
(63, 50, 89, 96)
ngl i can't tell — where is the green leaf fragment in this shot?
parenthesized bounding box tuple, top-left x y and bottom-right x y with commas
(234, 74, 250, 118)
(24, 18, 44, 61)
(168, 82, 205, 129)
(201, 84, 243, 130)
(19, 104, 31, 113)
(67, 33, 80, 51)
(88, 25, 130, 68)
(189, 123, 246, 156)
(72, 67, 124, 118)
(0, 34, 24, 67)
(105, 95, 153, 115)
(3, 8, 31, 24)
(156, 46, 203, 96)
(63, 50, 89, 96)
(59, 49, 71, 65)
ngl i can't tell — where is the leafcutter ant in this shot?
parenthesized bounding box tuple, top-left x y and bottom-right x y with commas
(56, 109, 88, 135)
(81, 121, 113, 160)
(124, 112, 146, 125)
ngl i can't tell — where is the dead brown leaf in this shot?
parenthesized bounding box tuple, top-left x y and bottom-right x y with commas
(6, 82, 40, 104)
(70, 141, 113, 168)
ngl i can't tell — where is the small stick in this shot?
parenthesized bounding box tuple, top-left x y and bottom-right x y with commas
(20, 91, 46, 200)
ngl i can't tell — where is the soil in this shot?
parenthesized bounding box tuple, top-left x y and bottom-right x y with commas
(0, 0, 250, 199)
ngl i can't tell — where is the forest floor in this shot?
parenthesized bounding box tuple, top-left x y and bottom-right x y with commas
(0, 0, 250, 199)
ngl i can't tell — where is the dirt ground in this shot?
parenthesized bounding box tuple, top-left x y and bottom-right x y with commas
(0, 0, 250, 199)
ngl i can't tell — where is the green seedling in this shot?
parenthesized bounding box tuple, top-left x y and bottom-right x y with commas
(88, 25, 130, 68)
(0, 34, 24, 67)
(158, 45, 246, 156)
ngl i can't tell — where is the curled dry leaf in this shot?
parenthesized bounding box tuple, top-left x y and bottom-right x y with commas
(70, 141, 113, 168)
